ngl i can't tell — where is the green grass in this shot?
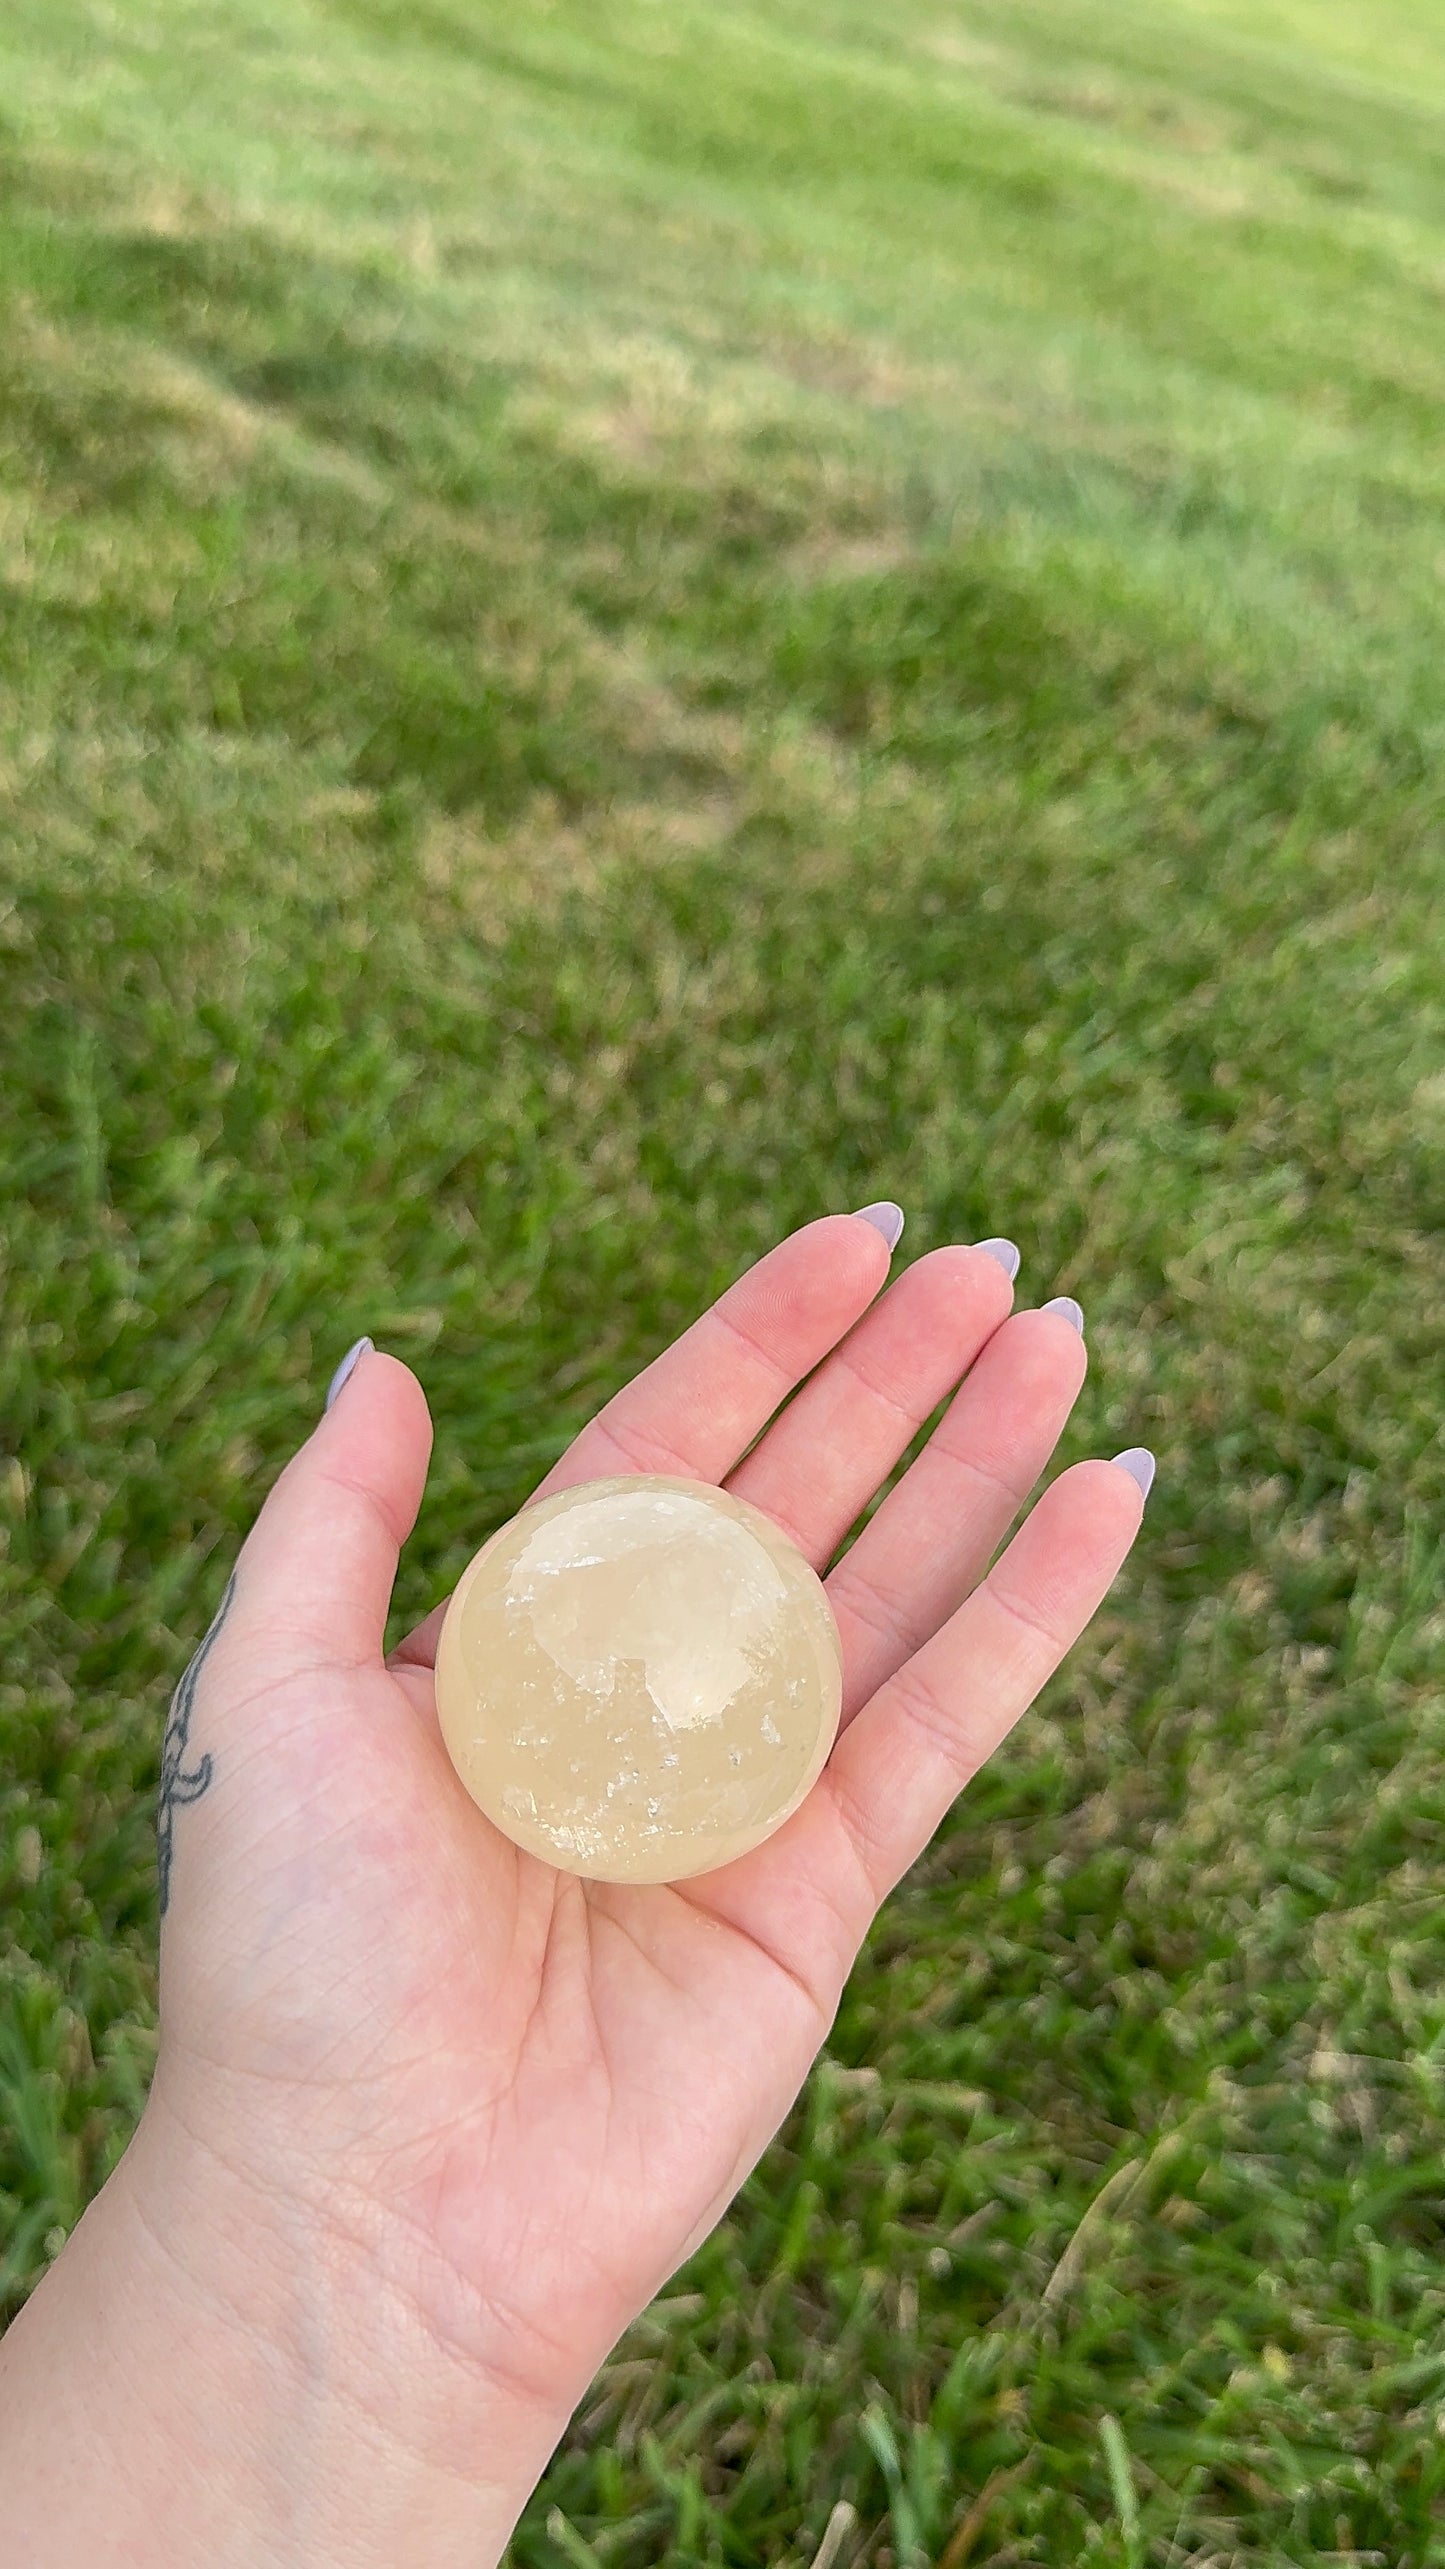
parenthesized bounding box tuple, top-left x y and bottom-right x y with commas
(2, 0, 1444, 2557)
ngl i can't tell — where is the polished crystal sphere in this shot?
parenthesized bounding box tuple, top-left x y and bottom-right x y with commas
(434, 1474, 844, 1883)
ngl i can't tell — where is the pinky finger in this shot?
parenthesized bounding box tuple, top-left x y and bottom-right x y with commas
(821, 1455, 1150, 1909)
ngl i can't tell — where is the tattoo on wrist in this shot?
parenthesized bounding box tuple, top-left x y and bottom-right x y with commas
(157, 1571, 234, 1915)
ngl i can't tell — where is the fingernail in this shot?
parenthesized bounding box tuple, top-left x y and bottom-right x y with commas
(1042, 1295, 1085, 1334)
(325, 1337, 373, 1412)
(853, 1201, 905, 1250)
(973, 1237, 1021, 1281)
(1112, 1446, 1156, 1500)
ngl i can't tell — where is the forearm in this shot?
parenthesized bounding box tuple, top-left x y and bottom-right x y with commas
(0, 2110, 564, 2569)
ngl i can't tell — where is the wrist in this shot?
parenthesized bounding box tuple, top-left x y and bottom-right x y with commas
(1, 2093, 570, 2569)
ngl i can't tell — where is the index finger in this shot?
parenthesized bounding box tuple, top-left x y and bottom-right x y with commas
(390, 1209, 897, 1669)
(529, 1211, 896, 1500)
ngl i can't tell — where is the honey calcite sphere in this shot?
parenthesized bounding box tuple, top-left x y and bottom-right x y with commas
(434, 1474, 844, 1884)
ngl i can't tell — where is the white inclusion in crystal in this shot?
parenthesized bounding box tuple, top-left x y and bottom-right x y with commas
(548, 1819, 605, 1858)
(711, 1782, 754, 1828)
(506, 1488, 790, 1733)
(502, 1786, 538, 1821)
(760, 1714, 782, 1746)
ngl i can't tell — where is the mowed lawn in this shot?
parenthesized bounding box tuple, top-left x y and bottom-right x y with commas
(2, 0, 1444, 2558)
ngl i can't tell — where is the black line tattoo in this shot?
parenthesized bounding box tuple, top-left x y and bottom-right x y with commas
(157, 1571, 234, 1916)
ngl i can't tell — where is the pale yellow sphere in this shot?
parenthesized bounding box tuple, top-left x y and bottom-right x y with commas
(434, 1474, 844, 1883)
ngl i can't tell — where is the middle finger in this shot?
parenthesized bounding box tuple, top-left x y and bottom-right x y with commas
(827, 1301, 1089, 1722)
(725, 1241, 1018, 1558)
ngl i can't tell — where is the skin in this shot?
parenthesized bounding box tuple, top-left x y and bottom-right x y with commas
(0, 1214, 1146, 2567)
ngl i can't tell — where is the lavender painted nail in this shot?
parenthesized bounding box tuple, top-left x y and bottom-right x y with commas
(974, 1237, 1021, 1281)
(1112, 1446, 1156, 1499)
(1042, 1295, 1085, 1334)
(325, 1337, 373, 1413)
(853, 1202, 905, 1250)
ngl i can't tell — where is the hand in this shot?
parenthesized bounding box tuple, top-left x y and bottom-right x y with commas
(18, 1214, 1149, 2566)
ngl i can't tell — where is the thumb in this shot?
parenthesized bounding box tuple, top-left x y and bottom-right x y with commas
(228, 1344, 434, 1674)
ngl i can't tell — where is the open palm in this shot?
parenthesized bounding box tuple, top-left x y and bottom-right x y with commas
(144, 1213, 1144, 2432)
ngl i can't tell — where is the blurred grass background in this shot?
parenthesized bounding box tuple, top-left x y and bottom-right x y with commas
(2, 0, 1443, 2559)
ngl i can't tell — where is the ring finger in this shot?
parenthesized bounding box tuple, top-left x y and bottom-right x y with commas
(827, 1302, 1089, 1723)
